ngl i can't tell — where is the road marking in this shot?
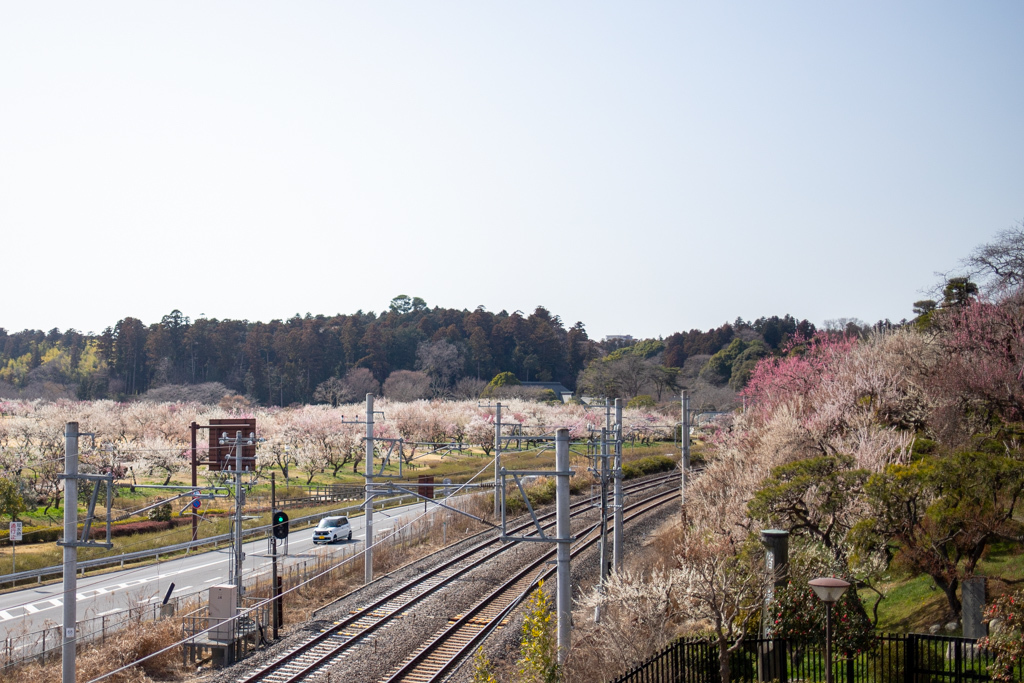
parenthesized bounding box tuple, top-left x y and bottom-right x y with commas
(98, 609, 120, 616)
(23, 603, 41, 613)
(0, 611, 14, 621)
(204, 578, 218, 582)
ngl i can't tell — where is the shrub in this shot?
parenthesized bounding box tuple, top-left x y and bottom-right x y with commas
(488, 371, 521, 388)
(627, 395, 657, 410)
(517, 582, 559, 683)
(148, 503, 172, 522)
(473, 646, 499, 683)
(621, 455, 677, 479)
(978, 590, 1024, 682)
(770, 578, 874, 657)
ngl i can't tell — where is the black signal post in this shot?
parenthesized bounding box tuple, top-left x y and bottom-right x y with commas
(271, 474, 284, 637)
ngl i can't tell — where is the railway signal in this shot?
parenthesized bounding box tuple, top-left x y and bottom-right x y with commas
(272, 510, 289, 539)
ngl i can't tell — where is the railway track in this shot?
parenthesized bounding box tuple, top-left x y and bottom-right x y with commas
(382, 486, 680, 683)
(234, 472, 677, 683)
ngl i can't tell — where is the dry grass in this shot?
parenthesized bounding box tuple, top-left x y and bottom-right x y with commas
(248, 494, 497, 628)
(2, 499, 494, 682)
(1, 613, 184, 683)
(562, 516, 684, 683)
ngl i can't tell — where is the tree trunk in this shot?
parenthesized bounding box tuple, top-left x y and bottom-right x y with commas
(719, 635, 731, 683)
(935, 575, 962, 618)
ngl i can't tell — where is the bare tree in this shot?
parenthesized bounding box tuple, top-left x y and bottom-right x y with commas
(383, 370, 431, 402)
(673, 532, 768, 683)
(416, 340, 463, 396)
(823, 317, 869, 337)
(313, 377, 346, 407)
(570, 569, 682, 678)
(959, 220, 1024, 293)
(577, 354, 658, 399)
(453, 376, 487, 400)
(342, 368, 380, 400)
(313, 369, 379, 406)
(142, 382, 230, 404)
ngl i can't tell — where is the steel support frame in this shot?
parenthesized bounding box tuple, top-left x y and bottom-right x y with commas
(498, 468, 575, 543)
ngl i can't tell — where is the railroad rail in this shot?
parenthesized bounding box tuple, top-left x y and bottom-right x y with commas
(382, 486, 681, 682)
(233, 472, 677, 683)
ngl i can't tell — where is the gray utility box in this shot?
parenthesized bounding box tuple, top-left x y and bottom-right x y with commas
(208, 584, 237, 642)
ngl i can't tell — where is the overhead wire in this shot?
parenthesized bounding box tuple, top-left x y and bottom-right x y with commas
(86, 453, 500, 683)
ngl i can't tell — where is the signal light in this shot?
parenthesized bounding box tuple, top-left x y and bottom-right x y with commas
(272, 510, 289, 540)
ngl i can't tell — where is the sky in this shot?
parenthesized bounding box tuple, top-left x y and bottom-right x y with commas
(1, 2, 1022, 341)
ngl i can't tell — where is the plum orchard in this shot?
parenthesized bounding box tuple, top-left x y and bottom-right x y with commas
(0, 397, 676, 503)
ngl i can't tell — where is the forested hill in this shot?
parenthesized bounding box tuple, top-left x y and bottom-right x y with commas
(0, 294, 822, 405)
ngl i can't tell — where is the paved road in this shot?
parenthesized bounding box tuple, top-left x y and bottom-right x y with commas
(0, 498, 446, 640)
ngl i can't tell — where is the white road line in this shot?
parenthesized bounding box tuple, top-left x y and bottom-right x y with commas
(0, 611, 14, 621)
(23, 603, 40, 613)
(98, 609, 120, 616)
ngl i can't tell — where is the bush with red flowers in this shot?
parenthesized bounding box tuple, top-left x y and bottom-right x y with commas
(979, 591, 1024, 682)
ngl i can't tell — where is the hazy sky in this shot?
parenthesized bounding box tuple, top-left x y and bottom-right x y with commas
(2, 2, 1021, 340)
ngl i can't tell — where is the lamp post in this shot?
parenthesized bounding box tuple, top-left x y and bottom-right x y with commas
(809, 577, 850, 683)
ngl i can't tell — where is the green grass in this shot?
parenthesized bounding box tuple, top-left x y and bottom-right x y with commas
(867, 541, 1024, 633)
(869, 573, 950, 633)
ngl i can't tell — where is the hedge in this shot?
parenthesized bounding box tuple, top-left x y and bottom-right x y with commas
(621, 455, 678, 479)
(0, 514, 210, 546)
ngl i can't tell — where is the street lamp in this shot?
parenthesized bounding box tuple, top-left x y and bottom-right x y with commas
(809, 577, 851, 683)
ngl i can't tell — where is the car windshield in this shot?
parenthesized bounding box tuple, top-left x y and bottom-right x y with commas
(317, 518, 343, 528)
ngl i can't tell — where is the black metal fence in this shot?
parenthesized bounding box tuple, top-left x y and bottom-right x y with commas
(613, 633, 1022, 683)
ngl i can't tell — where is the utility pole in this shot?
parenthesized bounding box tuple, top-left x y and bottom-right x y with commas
(364, 393, 374, 585)
(271, 472, 279, 639)
(493, 401, 502, 519)
(594, 425, 610, 624)
(60, 422, 112, 683)
(62, 422, 78, 683)
(233, 433, 244, 602)
(554, 428, 572, 665)
(190, 421, 199, 543)
(612, 398, 623, 572)
(217, 429, 254, 606)
(681, 390, 690, 506)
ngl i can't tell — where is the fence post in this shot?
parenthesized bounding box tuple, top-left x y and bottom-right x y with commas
(904, 634, 915, 683)
(954, 637, 962, 683)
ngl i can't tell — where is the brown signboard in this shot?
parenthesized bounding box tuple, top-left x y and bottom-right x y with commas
(418, 475, 435, 500)
(208, 418, 257, 471)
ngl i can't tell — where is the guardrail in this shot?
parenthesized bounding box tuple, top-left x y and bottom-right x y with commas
(0, 489, 472, 671)
(0, 492, 425, 588)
